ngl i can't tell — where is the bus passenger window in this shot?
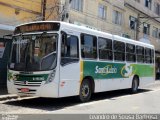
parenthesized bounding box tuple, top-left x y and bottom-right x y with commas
(145, 48, 151, 63)
(81, 34, 97, 59)
(136, 46, 144, 63)
(126, 43, 136, 62)
(98, 37, 113, 60)
(151, 49, 154, 63)
(113, 41, 125, 61)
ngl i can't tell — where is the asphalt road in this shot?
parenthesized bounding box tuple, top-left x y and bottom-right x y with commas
(0, 81, 160, 114)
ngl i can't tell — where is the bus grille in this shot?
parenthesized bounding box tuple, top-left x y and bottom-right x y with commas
(14, 80, 42, 87)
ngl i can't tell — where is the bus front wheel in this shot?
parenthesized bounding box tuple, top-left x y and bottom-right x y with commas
(131, 76, 139, 94)
(79, 79, 92, 102)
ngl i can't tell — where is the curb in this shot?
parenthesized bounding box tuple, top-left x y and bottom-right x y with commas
(0, 94, 18, 101)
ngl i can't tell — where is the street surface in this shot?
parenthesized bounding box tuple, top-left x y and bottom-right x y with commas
(0, 81, 160, 114)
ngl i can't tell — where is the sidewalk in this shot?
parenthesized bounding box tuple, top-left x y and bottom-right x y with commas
(0, 86, 18, 101)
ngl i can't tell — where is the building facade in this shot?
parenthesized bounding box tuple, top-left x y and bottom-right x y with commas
(0, 0, 42, 37)
(124, 0, 160, 76)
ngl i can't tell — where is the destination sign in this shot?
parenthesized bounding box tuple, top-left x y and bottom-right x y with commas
(14, 22, 60, 34)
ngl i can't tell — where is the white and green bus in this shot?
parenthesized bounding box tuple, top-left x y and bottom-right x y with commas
(7, 21, 155, 102)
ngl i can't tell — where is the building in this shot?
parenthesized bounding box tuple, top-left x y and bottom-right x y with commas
(0, 0, 42, 37)
(45, 0, 160, 76)
(124, 0, 160, 77)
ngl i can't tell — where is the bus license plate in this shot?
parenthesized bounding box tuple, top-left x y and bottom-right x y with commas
(21, 88, 29, 93)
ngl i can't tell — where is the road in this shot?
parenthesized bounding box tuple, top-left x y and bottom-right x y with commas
(0, 81, 160, 114)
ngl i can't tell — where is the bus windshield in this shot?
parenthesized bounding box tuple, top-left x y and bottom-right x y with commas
(9, 33, 58, 71)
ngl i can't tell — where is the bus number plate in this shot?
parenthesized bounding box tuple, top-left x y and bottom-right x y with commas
(21, 88, 29, 93)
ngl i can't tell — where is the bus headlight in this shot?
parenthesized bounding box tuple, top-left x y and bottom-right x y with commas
(45, 70, 55, 84)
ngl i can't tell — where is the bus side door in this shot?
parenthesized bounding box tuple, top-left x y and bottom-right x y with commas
(59, 30, 80, 97)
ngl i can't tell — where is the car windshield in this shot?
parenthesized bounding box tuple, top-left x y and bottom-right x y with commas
(9, 33, 58, 71)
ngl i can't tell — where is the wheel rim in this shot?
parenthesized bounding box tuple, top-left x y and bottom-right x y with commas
(81, 84, 90, 98)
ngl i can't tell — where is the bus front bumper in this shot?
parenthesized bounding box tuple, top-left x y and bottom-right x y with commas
(7, 80, 59, 98)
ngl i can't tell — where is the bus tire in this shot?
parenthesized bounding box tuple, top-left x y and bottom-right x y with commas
(79, 79, 92, 102)
(131, 76, 139, 94)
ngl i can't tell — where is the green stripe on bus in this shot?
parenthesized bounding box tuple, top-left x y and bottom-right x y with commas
(83, 61, 154, 79)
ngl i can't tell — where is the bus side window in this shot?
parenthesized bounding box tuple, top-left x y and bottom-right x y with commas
(136, 46, 144, 63)
(98, 37, 113, 60)
(61, 33, 79, 66)
(145, 48, 151, 63)
(113, 41, 125, 61)
(81, 33, 97, 59)
(151, 49, 154, 63)
(126, 43, 136, 62)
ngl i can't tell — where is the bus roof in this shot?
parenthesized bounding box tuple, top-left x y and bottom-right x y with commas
(15, 21, 154, 49)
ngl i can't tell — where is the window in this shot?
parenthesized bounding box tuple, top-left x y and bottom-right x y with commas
(136, 46, 144, 63)
(129, 16, 137, 30)
(154, 2, 160, 15)
(145, 48, 151, 63)
(145, 0, 152, 9)
(71, 0, 83, 11)
(126, 43, 136, 62)
(143, 23, 150, 35)
(151, 49, 154, 63)
(61, 33, 79, 65)
(98, 37, 112, 60)
(98, 4, 107, 20)
(81, 34, 97, 59)
(113, 41, 125, 61)
(112, 10, 122, 25)
(152, 27, 158, 38)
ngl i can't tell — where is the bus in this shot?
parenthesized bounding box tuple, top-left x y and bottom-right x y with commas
(7, 21, 155, 102)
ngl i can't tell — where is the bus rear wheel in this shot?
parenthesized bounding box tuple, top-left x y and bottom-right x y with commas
(79, 79, 92, 102)
(131, 76, 139, 94)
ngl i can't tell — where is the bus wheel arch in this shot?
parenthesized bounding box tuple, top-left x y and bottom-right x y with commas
(84, 76, 95, 93)
(131, 75, 139, 93)
(79, 76, 95, 102)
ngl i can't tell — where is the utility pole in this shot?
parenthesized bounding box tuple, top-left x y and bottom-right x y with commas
(42, 0, 46, 21)
(135, 14, 140, 40)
